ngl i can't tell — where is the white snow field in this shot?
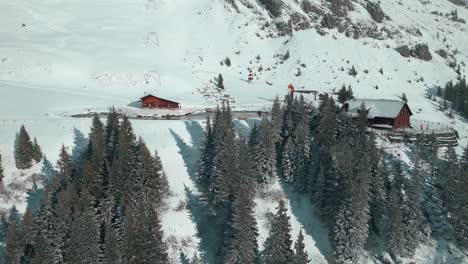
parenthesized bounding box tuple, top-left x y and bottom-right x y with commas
(1, 0, 468, 262)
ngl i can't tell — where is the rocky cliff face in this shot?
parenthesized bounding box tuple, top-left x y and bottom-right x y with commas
(225, 0, 468, 69)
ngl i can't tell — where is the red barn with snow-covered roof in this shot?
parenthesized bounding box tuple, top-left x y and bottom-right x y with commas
(140, 94, 180, 109)
(347, 99, 412, 129)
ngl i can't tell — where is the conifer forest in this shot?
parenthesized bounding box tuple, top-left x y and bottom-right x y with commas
(0, 95, 467, 264)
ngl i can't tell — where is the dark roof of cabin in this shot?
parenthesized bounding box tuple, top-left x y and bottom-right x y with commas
(140, 94, 179, 104)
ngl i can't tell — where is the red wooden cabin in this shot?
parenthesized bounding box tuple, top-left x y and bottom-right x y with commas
(347, 99, 413, 129)
(140, 94, 180, 109)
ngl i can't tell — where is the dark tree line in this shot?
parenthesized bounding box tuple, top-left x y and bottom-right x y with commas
(274, 94, 433, 262)
(4, 111, 170, 264)
(198, 103, 309, 263)
(440, 78, 468, 117)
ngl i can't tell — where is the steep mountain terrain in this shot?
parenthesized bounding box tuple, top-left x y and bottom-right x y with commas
(0, 0, 467, 110)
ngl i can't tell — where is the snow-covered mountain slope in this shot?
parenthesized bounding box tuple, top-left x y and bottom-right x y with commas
(1, 0, 467, 112)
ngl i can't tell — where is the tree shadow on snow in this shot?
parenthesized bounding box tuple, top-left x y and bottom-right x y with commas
(184, 121, 205, 151)
(278, 180, 333, 261)
(170, 124, 221, 264)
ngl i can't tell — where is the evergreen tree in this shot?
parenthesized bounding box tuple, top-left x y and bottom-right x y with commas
(71, 128, 88, 162)
(293, 230, 309, 264)
(252, 119, 277, 187)
(8, 206, 21, 225)
(216, 74, 224, 90)
(41, 157, 57, 186)
(401, 153, 427, 257)
(5, 222, 20, 264)
(198, 115, 214, 185)
(314, 98, 338, 222)
(386, 182, 404, 257)
(105, 108, 120, 166)
(25, 181, 44, 216)
(444, 145, 468, 249)
(282, 137, 294, 183)
(222, 142, 258, 264)
(32, 138, 42, 163)
(19, 208, 35, 264)
(56, 145, 73, 180)
(291, 112, 310, 192)
(262, 200, 294, 264)
(0, 153, 4, 185)
(271, 96, 284, 144)
(337, 84, 348, 104)
(14, 125, 34, 170)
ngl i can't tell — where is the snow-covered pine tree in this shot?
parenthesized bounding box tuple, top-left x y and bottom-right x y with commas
(41, 156, 57, 186)
(32, 137, 43, 163)
(252, 118, 277, 187)
(271, 96, 284, 144)
(262, 200, 294, 264)
(56, 145, 73, 181)
(337, 84, 348, 104)
(19, 208, 35, 263)
(292, 112, 310, 192)
(5, 222, 20, 264)
(444, 145, 468, 249)
(0, 153, 4, 185)
(71, 127, 88, 162)
(26, 181, 44, 215)
(14, 125, 35, 170)
(368, 144, 388, 236)
(314, 98, 338, 222)
(282, 137, 294, 183)
(222, 141, 259, 264)
(198, 114, 214, 185)
(385, 160, 406, 258)
(32, 187, 65, 264)
(88, 113, 106, 166)
(82, 114, 107, 199)
(208, 105, 236, 207)
(105, 107, 120, 166)
(293, 230, 309, 264)
(109, 115, 137, 202)
(332, 142, 354, 263)
(400, 151, 428, 257)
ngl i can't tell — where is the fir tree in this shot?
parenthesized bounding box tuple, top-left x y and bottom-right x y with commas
(41, 156, 57, 186)
(216, 74, 224, 90)
(105, 107, 120, 166)
(198, 115, 214, 185)
(262, 200, 294, 264)
(282, 137, 294, 183)
(26, 181, 44, 215)
(337, 84, 348, 104)
(271, 96, 284, 144)
(19, 208, 35, 264)
(14, 125, 34, 170)
(222, 142, 258, 264)
(71, 127, 88, 162)
(252, 119, 277, 187)
(0, 153, 4, 185)
(5, 222, 20, 264)
(56, 145, 73, 180)
(293, 230, 309, 264)
(444, 145, 468, 249)
(32, 138, 43, 163)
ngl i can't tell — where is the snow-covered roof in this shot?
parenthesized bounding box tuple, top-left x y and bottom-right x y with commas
(348, 99, 411, 119)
